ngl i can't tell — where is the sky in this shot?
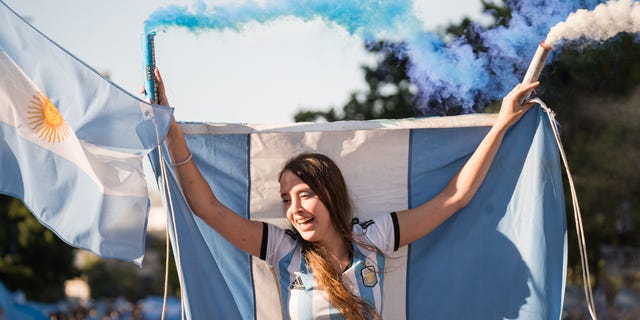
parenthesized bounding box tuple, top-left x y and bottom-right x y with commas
(3, 0, 493, 124)
(3, 0, 495, 231)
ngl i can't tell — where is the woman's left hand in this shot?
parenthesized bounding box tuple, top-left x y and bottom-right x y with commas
(495, 82, 540, 130)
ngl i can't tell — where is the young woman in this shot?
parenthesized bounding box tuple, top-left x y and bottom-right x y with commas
(154, 69, 539, 319)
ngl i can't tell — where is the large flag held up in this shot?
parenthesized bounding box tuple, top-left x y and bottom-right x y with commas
(152, 107, 567, 319)
(0, 1, 173, 264)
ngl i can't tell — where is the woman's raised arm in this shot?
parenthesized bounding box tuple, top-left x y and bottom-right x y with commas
(155, 69, 264, 257)
(395, 82, 540, 247)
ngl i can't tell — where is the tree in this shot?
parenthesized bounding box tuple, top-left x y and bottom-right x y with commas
(0, 195, 77, 302)
(78, 232, 181, 301)
(544, 34, 640, 277)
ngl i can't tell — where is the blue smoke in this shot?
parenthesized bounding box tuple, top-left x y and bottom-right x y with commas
(145, 0, 423, 38)
(144, 0, 605, 113)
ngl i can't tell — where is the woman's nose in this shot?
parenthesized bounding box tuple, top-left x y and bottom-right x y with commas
(288, 198, 303, 214)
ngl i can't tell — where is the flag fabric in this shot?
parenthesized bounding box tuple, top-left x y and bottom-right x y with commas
(1, 279, 47, 319)
(0, 1, 173, 264)
(0, 280, 18, 320)
(152, 107, 567, 319)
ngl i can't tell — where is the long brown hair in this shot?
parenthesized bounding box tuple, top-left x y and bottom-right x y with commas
(279, 153, 380, 320)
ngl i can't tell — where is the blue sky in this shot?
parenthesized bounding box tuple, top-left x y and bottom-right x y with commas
(4, 0, 492, 123)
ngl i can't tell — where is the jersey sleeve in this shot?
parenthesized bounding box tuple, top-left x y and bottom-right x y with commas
(354, 212, 400, 254)
(260, 222, 298, 267)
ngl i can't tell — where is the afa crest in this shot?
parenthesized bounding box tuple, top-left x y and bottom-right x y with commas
(360, 265, 378, 287)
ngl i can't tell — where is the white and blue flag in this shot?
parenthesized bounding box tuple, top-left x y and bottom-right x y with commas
(152, 108, 567, 319)
(0, 1, 173, 264)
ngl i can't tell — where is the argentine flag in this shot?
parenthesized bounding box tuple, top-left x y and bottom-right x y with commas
(0, 1, 172, 264)
(152, 108, 567, 319)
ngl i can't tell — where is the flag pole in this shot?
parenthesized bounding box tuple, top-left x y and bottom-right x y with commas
(142, 32, 158, 104)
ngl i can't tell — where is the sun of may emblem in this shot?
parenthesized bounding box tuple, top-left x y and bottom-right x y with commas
(27, 91, 71, 143)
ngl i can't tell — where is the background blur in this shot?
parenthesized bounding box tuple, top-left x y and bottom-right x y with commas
(1, 0, 639, 319)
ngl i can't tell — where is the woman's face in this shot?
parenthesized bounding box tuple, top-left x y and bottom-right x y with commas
(280, 170, 338, 245)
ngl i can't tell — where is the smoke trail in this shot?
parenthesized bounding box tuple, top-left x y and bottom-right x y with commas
(144, 0, 639, 114)
(546, 0, 640, 46)
(144, 0, 424, 40)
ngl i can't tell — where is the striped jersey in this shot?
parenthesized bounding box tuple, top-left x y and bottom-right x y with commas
(260, 212, 400, 320)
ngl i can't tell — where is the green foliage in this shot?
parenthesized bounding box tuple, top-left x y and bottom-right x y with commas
(0, 195, 76, 302)
(546, 34, 640, 99)
(82, 258, 139, 299)
(78, 234, 180, 301)
(481, 0, 511, 28)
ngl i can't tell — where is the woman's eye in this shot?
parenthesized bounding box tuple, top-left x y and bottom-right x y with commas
(299, 191, 314, 199)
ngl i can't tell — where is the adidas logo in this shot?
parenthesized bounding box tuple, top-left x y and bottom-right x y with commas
(289, 275, 305, 290)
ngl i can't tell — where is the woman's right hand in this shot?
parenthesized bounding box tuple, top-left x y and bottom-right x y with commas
(154, 68, 171, 108)
(153, 67, 180, 150)
(140, 68, 170, 108)
(494, 81, 539, 131)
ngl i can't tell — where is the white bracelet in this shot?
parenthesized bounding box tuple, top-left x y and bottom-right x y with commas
(171, 152, 192, 167)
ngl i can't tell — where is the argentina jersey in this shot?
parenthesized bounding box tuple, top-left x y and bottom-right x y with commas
(260, 212, 400, 320)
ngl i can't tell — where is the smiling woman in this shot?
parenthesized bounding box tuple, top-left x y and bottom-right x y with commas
(276, 153, 385, 319)
(158, 62, 541, 319)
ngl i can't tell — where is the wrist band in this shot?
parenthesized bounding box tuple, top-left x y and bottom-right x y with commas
(171, 152, 192, 167)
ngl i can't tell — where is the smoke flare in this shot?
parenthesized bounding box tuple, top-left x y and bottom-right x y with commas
(145, 0, 640, 114)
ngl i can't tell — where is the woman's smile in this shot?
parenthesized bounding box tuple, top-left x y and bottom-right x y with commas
(295, 217, 314, 226)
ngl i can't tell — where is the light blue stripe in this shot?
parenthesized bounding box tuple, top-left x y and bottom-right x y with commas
(406, 108, 566, 319)
(187, 133, 254, 319)
(375, 250, 385, 305)
(277, 240, 299, 320)
(159, 160, 243, 319)
(148, 143, 245, 320)
(352, 246, 376, 313)
(150, 133, 251, 320)
(407, 123, 488, 319)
